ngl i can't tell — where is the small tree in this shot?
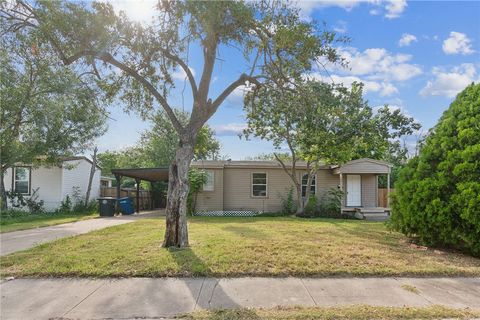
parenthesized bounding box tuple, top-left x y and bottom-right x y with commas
(0, 21, 107, 210)
(245, 81, 420, 214)
(391, 83, 480, 256)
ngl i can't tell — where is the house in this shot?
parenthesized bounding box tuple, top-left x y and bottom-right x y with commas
(100, 176, 115, 188)
(191, 158, 391, 216)
(3, 156, 101, 211)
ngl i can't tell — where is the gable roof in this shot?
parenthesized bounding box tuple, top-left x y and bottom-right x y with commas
(62, 156, 102, 170)
(333, 158, 391, 174)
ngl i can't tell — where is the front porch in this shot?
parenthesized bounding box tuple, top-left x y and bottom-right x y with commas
(333, 158, 392, 220)
(341, 206, 391, 221)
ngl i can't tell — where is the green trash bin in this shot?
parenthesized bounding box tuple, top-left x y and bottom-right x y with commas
(98, 197, 116, 216)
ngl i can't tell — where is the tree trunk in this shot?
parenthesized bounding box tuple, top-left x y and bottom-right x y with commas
(0, 168, 7, 211)
(85, 147, 98, 207)
(295, 183, 304, 215)
(163, 142, 195, 248)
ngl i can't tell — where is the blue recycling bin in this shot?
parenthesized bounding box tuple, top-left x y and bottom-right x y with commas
(118, 197, 135, 215)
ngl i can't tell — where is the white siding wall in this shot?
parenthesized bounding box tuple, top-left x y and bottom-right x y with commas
(3, 166, 63, 211)
(61, 160, 101, 204)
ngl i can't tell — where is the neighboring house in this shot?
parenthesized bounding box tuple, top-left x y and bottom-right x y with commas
(3, 156, 101, 211)
(191, 158, 391, 215)
(100, 176, 115, 188)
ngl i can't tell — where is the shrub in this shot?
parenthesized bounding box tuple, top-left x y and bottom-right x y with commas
(59, 195, 72, 213)
(187, 168, 207, 215)
(280, 187, 296, 215)
(390, 83, 480, 256)
(24, 188, 44, 213)
(5, 190, 26, 208)
(304, 194, 318, 217)
(318, 187, 345, 218)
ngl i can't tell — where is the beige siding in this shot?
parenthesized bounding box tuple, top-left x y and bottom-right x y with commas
(223, 168, 293, 212)
(195, 168, 224, 211)
(221, 168, 340, 212)
(361, 174, 377, 207)
(315, 170, 340, 198)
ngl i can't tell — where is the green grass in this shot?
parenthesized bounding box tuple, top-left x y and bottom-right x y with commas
(1, 217, 479, 277)
(0, 212, 98, 233)
(180, 305, 480, 320)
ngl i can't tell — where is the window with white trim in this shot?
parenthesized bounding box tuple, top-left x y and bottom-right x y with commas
(14, 167, 31, 195)
(301, 173, 316, 198)
(203, 171, 215, 191)
(252, 173, 267, 197)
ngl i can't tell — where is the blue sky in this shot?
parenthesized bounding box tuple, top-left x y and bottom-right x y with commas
(97, 0, 480, 159)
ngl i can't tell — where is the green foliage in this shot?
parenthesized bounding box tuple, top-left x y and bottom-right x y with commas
(97, 110, 221, 179)
(59, 195, 72, 213)
(187, 169, 207, 215)
(24, 188, 45, 214)
(0, 24, 107, 171)
(5, 190, 26, 208)
(390, 83, 480, 256)
(319, 188, 345, 218)
(5, 188, 44, 213)
(280, 187, 296, 215)
(304, 194, 318, 217)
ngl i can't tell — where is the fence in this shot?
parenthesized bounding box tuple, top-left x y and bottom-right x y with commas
(100, 187, 152, 210)
(378, 188, 395, 208)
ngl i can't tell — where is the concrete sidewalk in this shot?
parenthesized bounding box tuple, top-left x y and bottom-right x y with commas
(1, 277, 479, 319)
(0, 210, 162, 256)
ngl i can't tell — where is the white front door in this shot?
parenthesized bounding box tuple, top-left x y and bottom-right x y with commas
(346, 175, 361, 206)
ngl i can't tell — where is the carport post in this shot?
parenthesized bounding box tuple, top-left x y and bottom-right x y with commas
(150, 182, 155, 209)
(387, 173, 391, 208)
(114, 173, 122, 214)
(135, 178, 141, 213)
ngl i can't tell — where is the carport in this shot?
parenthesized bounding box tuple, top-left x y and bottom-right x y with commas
(111, 167, 169, 214)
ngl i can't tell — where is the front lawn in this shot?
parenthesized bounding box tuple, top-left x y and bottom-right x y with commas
(181, 305, 480, 320)
(0, 212, 98, 233)
(1, 217, 479, 277)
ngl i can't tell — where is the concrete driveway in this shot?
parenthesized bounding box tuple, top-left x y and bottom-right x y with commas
(1, 277, 479, 319)
(0, 210, 163, 256)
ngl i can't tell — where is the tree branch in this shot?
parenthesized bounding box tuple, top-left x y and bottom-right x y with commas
(209, 73, 262, 118)
(161, 49, 197, 96)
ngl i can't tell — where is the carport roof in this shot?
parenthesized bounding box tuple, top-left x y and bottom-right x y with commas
(111, 167, 169, 182)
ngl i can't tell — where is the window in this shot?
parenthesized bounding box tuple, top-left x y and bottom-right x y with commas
(301, 173, 316, 198)
(252, 173, 267, 197)
(100, 180, 109, 188)
(14, 167, 31, 195)
(203, 171, 215, 191)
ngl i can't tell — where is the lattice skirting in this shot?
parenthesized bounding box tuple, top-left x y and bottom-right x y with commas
(193, 210, 261, 217)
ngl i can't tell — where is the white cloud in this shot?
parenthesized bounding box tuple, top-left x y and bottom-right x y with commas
(312, 46, 423, 97)
(211, 123, 247, 136)
(308, 73, 398, 96)
(171, 67, 196, 81)
(337, 47, 422, 81)
(420, 64, 479, 98)
(442, 32, 474, 55)
(333, 20, 348, 34)
(398, 33, 417, 47)
(384, 0, 407, 19)
(295, 0, 407, 19)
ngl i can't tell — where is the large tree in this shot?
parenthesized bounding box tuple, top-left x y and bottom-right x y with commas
(0, 22, 107, 210)
(244, 80, 420, 214)
(391, 83, 480, 256)
(1, 0, 343, 246)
